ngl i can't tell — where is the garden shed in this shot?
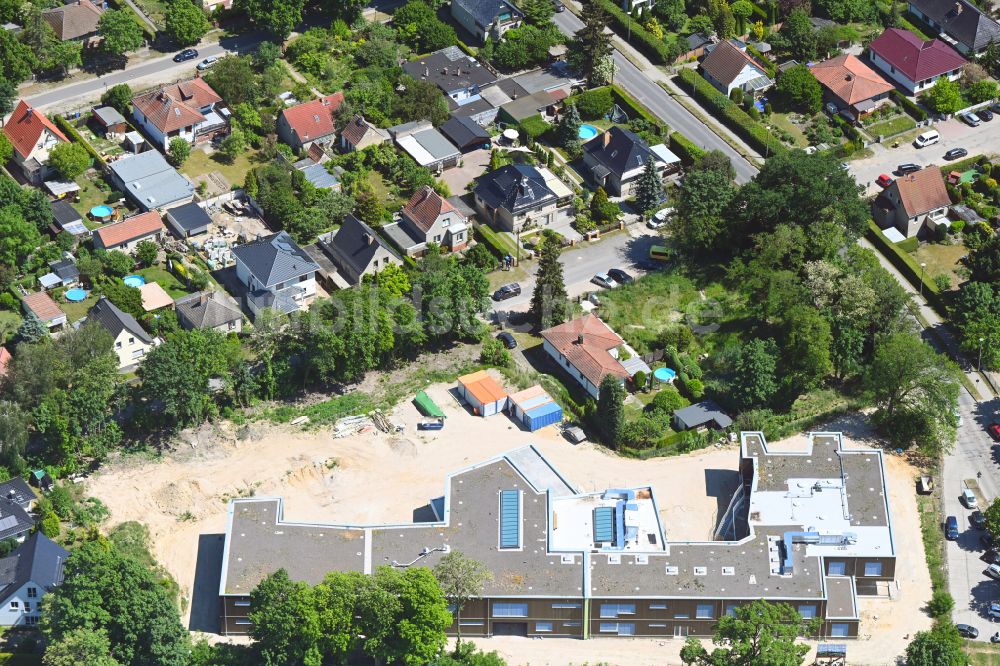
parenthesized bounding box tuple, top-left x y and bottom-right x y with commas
(508, 385, 563, 431)
(457, 370, 508, 416)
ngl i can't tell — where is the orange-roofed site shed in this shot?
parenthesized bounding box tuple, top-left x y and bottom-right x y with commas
(457, 370, 508, 417)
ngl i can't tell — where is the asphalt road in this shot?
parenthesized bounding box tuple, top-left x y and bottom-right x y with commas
(945, 390, 1000, 641)
(551, 10, 759, 184)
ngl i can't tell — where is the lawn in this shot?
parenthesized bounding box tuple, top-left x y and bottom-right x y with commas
(73, 171, 113, 229)
(180, 148, 264, 190)
(136, 265, 193, 300)
(911, 242, 968, 290)
(0, 310, 22, 343)
(867, 115, 917, 138)
(60, 292, 98, 324)
(967, 645, 1000, 666)
(767, 112, 810, 148)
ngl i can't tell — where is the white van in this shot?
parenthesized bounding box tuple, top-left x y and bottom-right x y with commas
(914, 130, 940, 148)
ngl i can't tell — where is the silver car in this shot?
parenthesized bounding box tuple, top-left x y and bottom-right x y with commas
(591, 272, 618, 289)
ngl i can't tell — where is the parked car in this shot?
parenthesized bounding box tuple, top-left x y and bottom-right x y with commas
(984, 549, 1000, 564)
(914, 130, 940, 147)
(989, 603, 1000, 621)
(196, 56, 218, 71)
(897, 163, 921, 175)
(825, 102, 839, 116)
(982, 109, 995, 122)
(992, 101, 1000, 115)
(553, 0, 565, 10)
(987, 564, 1000, 580)
(492, 283, 521, 301)
(647, 207, 674, 229)
(417, 418, 444, 431)
(496, 331, 516, 349)
(876, 174, 894, 188)
(563, 425, 586, 443)
(992, 631, 1000, 643)
(989, 422, 1000, 441)
(964, 488, 980, 510)
(173, 48, 198, 62)
(591, 273, 618, 289)
(587, 292, 601, 307)
(962, 112, 982, 127)
(607, 268, 633, 284)
(983, 533, 999, 550)
(946, 515, 960, 540)
(972, 511, 987, 530)
(944, 147, 969, 160)
(957, 623, 980, 639)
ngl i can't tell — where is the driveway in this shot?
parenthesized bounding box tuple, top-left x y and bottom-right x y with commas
(440, 149, 490, 196)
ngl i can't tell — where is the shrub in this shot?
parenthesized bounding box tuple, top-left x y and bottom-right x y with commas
(594, 0, 670, 63)
(951, 219, 966, 234)
(572, 87, 614, 120)
(890, 89, 928, 121)
(40, 511, 60, 537)
(632, 370, 647, 391)
(518, 115, 551, 142)
(480, 337, 513, 368)
(647, 385, 688, 414)
(927, 589, 954, 618)
(680, 377, 705, 400)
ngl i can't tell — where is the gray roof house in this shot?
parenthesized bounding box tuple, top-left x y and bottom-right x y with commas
(175, 291, 243, 334)
(165, 202, 213, 238)
(581, 126, 678, 197)
(0, 533, 68, 627)
(232, 231, 320, 316)
(315, 214, 402, 286)
(389, 120, 461, 172)
(50, 200, 86, 235)
(402, 47, 498, 101)
(0, 479, 36, 511)
(673, 400, 733, 431)
(473, 163, 572, 233)
(908, 0, 1000, 54)
(108, 150, 195, 212)
(440, 114, 490, 152)
(450, 0, 523, 43)
(89, 295, 157, 369)
(0, 495, 34, 543)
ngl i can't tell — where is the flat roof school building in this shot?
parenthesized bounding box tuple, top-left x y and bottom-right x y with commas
(218, 432, 895, 639)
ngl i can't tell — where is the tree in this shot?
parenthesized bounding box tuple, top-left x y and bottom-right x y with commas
(985, 497, 1000, 538)
(433, 552, 492, 643)
(864, 332, 961, 454)
(732, 338, 779, 410)
(0, 79, 14, 118)
(590, 186, 620, 223)
(634, 157, 664, 216)
(681, 600, 820, 666)
(0, 30, 36, 83)
(592, 54, 618, 87)
(464, 243, 498, 272)
(204, 56, 261, 106)
(362, 567, 452, 666)
(48, 142, 90, 180)
(43, 628, 123, 666)
(237, 0, 305, 39)
(774, 64, 821, 113)
(781, 305, 832, 392)
(674, 166, 736, 255)
(492, 24, 561, 70)
(167, 137, 190, 166)
(101, 282, 144, 320)
(101, 250, 134, 277)
(529, 235, 569, 329)
(165, 0, 209, 46)
(0, 208, 43, 269)
(905, 624, 966, 666)
(393, 76, 450, 126)
(41, 541, 189, 666)
(17, 312, 48, 344)
(100, 84, 132, 116)
(554, 102, 582, 149)
(596, 375, 626, 446)
(219, 128, 247, 162)
(567, 2, 612, 87)
(519, 0, 554, 25)
(966, 79, 998, 104)
(777, 8, 816, 60)
(924, 77, 963, 114)
(98, 10, 145, 55)
(731, 0, 754, 34)
(0, 401, 29, 463)
(480, 337, 512, 368)
(249, 569, 322, 666)
(135, 239, 158, 267)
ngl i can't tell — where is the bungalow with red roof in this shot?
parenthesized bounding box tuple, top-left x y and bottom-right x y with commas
(131, 78, 227, 151)
(276, 92, 345, 154)
(873, 168, 951, 238)
(93, 211, 166, 252)
(810, 54, 895, 121)
(540, 314, 650, 399)
(381, 186, 469, 257)
(21, 292, 67, 337)
(2, 101, 69, 184)
(867, 28, 965, 95)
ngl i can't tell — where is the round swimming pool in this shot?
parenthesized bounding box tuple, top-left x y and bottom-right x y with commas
(653, 367, 677, 383)
(65, 288, 88, 302)
(90, 205, 113, 218)
(578, 124, 599, 140)
(123, 275, 145, 288)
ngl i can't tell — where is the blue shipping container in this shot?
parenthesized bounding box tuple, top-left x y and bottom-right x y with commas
(524, 401, 563, 431)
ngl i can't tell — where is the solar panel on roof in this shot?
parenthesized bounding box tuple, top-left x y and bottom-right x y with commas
(594, 506, 615, 544)
(0, 516, 19, 533)
(499, 490, 520, 549)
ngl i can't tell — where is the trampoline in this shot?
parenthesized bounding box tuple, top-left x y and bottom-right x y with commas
(90, 205, 113, 220)
(123, 275, 145, 288)
(65, 288, 88, 302)
(653, 367, 677, 383)
(578, 124, 599, 140)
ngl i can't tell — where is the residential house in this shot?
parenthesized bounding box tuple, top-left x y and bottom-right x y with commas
(131, 78, 227, 151)
(175, 291, 243, 334)
(276, 92, 345, 153)
(496, 90, 563, 125)
(810, 55, 895, 121)
(873, 168, 952, 238)
(908, 0, 1000, 55)
(232, 231, 319, 316)
(440, 114, 491, 152)
(402, 47, 498, 111)
(88, 296, 157, 369)
(108, 150, 195, 211)
(339, 115, 390, 152)
(679, 32, 713, 61)
(673, 400, 733, 431)
(41, 258, 80, 289)
(2, 100, 68, 184)
(540, 314, 649, 399)
(699, 39, 773, 97)
(202, 0, 231, 11)
(165, 201, 212, 238)
(292, 158, 340, 190)
(867, 28, 965, 95)
(0, 479, 36, 512)
(0, 533, 69, 628)
(382, 186, 469, 256)
(315, 214, 402, 286)
(389, 121, 462, 172)
(91, 106, 128, 138)
(620, 0, 654, 14)
(41, 0, 102, 42)
(93, 211, 165, 252)
(581, 126, 679, 197)
(21, 292, 67, 337)
(50, 200, 87, 236)
(473, 164, 573, 233)
(450, 0, 523, 43)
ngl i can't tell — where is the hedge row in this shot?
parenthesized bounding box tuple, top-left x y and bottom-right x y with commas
(891, 89, 928, 121)
(676, 68, 786, 157)
(669, 131, 705, 164)
(594, 0, 670, 64)
(610, 85, 660, 126)
(865, 220, 945, 313)
(53, 115, 108, 171)
(474, 224, 516, 259)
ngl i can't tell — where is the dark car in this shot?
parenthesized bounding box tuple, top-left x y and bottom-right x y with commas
(607, 268, 634, 284)
(944, 147, 969, 160)
(982, 109, 995, 122)
(496, 331, 517, 349)
(897, 163, 921, 175)
(946, 515, 960, 540)
(983, 533, 999, 549)
(173, 48, 198, 62)
(972, 510, 987, 530)
(984, 549, 1000, 564)
(553, 0, 565, 10)
(492, 283, 521, 301)
(957, 624, 980, 639)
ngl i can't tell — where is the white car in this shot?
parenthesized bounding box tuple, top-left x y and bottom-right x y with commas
(196, 56, 218, 71)
(963, 488, 979, 510)
(591, 273, 618, 289)
(647, 207, 675, 229)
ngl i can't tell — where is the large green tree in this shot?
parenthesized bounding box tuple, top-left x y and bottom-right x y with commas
(0, 207, 43, 269)
(774, 64, 822, 113)
(596, 374, 626, 446)
(48, 142, 90, 180)
(100, 84, 133, 116)
(249, 569, 322, 666)
(43, 628, 123, 666)
(0, 29, 36, 83)
(776, 8, 816, 60)
(984, 497, 1000, 538)
(165, 0, 210, 46)
(781, 305, 832, 392)
(433, 552, 492, 643)
(362, 566, 452, 666)
(567, 2, 612, 87)
(905, 623, 966, 666)
(634, 156, 664, 216)
(732, 338, 779, 410)
(236, 0, 305, 39)
(674, 167, 736, 256)
(924, 77, 963, 114)
(529, 235, 569, 329)
(98, 10, 145, 55)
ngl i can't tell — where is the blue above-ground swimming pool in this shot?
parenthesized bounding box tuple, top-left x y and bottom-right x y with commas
(578, 124, 599, 140)
(90, 205, 113, 219)
(653, 367, 677, 383)
(123, 275, 145, 288)
(64, 288, 88, 302)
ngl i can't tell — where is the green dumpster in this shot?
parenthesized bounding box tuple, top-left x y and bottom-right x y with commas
(414, 391, 445, 418)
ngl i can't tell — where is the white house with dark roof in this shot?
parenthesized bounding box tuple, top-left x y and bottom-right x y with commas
(175, 291, 243, 334)
(450, 0, 523, 43)
(0, 533, 68, 627)
(581, 126, 678, 198)
(908, 0, 1000, 54)
(315, 214, 402, 286)
(88, 296, 157, 369)
(382, 186, 469, 257)
(232, 231, 319, 316)
(473, 164, 573, 233)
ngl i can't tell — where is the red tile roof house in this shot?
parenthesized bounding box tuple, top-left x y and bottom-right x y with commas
(810, 54, 895, 121)
(381, 186, 469, 257)
(131, 78, 227, 151)
(540, 314, 650, 400)
(21, 292, 68, 337)
(2, 100, 69, 185)
(867, 28, 966, 96)
(93, 211, 166, 252)
(41, 0, 103, 42)
(276, 92, 345, 154)
(873, 168, 952, 238)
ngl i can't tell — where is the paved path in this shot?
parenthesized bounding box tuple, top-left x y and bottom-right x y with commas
(124, 0, 158, 33)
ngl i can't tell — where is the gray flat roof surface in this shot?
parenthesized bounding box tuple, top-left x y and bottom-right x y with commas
(824, 576, 858, 619)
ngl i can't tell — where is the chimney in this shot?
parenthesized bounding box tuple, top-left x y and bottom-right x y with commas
(576, 334, 584, 344)
(955, 1, 962, 13)
(26, 107, 33, 118)
(365, 233, 374, 245)
(424, 66, 429, 77)
(456, 66, 462, 76)
(200, 292, 208, 306)
(845, 73, 853, 81)
(442, 67, 449, 75)
(603, 130, 611, 146)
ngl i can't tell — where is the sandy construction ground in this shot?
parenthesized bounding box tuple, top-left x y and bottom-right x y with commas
(85, 380, 931, 665)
